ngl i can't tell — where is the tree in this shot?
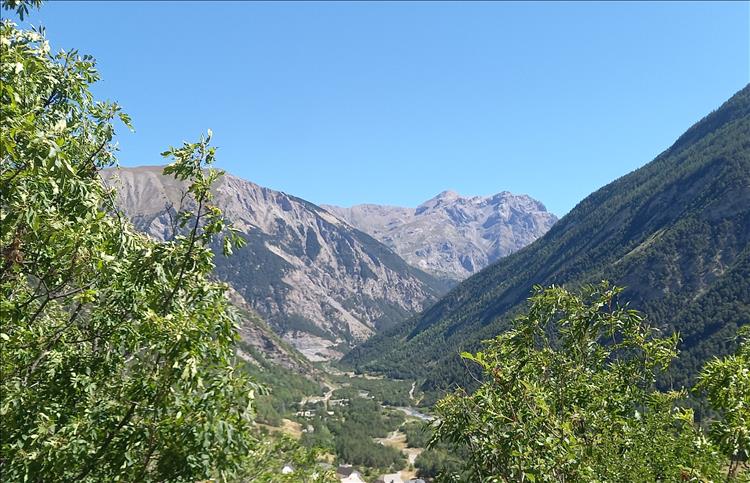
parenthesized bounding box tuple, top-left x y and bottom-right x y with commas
(0, 5, 331, 481)
(431, 283, 725, 482)
(2, 0, 42, 20)
(697, 326, 750, 479)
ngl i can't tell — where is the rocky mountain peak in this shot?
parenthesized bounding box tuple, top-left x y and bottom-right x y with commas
(325, 190, 557, 281)
(433, 189, 461, 201)
(107, 166, 445, 361)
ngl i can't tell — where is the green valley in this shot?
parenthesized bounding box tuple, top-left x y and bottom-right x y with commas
(3, 0, 749, 481)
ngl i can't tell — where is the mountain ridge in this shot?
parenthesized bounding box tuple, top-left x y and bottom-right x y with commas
(324, 189, 557, 281)
(343, 84, 750, 395)
(106, 167, 447, 361)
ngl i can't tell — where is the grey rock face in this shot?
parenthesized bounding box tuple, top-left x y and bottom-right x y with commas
(106, 166, 444, 360)
(324, 190, 557, 281)
(225, 286, 312, 373)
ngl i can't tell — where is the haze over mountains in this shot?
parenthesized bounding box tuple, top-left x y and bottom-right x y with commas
(344, 84, 750, 396)
(324, 190, 557, 281)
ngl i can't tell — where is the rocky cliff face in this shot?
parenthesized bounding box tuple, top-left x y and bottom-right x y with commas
(324, 190, 557, 281)
(107, 167, 445, 361)
(224, 286, 313, 373)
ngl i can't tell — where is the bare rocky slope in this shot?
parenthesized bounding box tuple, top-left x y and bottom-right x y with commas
(224, 286, 312, 373)
(106, 167, 445, 361)
(324, 191, 557, 281)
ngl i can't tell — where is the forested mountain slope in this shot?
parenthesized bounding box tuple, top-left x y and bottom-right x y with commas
(344, 85, 750, 393)
(324, 190, 557, 281)
(107, 168, 446, 361)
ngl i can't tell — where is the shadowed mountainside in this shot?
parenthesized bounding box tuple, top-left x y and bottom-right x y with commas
(344, 85, 750, 396)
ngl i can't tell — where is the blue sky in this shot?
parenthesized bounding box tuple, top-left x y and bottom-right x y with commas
(13, 1, 750, 216)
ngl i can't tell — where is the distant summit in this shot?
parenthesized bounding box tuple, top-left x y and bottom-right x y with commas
(325, 190, 557, 281)
(432, 189, 462, 200)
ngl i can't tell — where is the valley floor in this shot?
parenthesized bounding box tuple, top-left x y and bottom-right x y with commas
(257, 362, 436, 482)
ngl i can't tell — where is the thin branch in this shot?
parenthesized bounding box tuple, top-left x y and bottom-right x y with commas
(162, 187, 206, 313)
(72, 400, 138, 482)
(22, 302, 84, 384)
(77, 138, 108, 177)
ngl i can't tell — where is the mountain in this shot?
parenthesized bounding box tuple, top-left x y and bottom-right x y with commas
(107, 167, 446, 361)
(324, 191, 557, 281)
(224, 286, 312, 373)
(344, 85, 750, 395)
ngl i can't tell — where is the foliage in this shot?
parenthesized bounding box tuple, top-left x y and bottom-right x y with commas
(238, 343, 324, 426)
(432, 284, 725, 482)
(403, 420, 467, 480)
(343, 84, 750, 397)
(402, 420, 431, 448)
(330, 374, 414, 407)
(300, 418, 335, 453)
(696, 326, 750, 478)
(329, 396, 403, 438)
(300, 396, 406, 471)
(0, 7, 325, 481)
(333, 432, 404, 470)
(240, 435, 335, 483)
(414, 447, 466, 481)
(2, 0, 42, 20)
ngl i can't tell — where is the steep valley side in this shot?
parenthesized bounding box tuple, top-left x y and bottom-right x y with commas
(107, 167, 446, 361)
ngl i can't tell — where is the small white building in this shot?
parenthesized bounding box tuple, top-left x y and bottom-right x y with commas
(341, 471, 366, 483)
(337, 465, 366, 483)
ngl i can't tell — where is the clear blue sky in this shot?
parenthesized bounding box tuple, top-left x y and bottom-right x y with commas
(13, 1, 750, 216)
